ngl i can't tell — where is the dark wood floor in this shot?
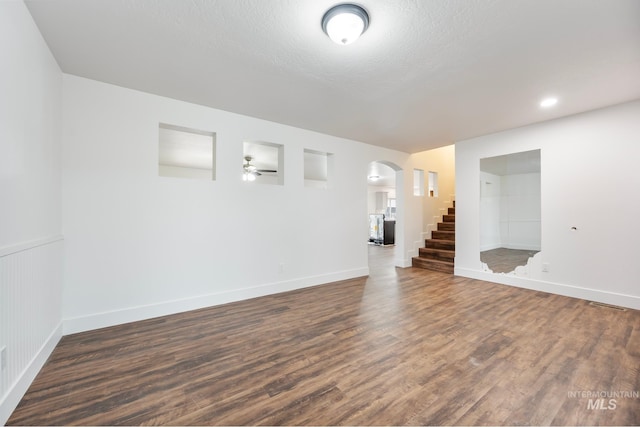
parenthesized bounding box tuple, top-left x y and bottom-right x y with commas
(8, 246, 640, 425)
(481, 247, 540, 273)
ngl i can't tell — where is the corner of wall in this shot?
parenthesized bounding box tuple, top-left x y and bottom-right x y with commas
(0, 323, 62, 426)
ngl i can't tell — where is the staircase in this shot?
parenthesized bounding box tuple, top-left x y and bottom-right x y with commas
(412, 201, 455, 273)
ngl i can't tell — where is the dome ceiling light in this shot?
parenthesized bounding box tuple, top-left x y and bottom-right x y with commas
(322, 4, 370, 45)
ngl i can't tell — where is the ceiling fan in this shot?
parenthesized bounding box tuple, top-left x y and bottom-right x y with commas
(243, 156, 277, 181)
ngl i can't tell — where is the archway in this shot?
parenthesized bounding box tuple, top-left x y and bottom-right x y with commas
(367, 161, 404, 269)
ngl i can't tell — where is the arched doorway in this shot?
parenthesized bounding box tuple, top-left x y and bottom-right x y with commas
(367, 161, 403, 269)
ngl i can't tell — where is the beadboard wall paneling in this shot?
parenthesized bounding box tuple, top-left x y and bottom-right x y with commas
(0, 238, 63, 425)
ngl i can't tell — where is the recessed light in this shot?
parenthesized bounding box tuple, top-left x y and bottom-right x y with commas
(540, 97, 558, 108)
(368, 175, 380, 181)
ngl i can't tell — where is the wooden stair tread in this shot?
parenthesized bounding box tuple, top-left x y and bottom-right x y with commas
(419, 248, 455, 256)
(431, 230, 455, 241)
(414, 201, 456, 274)
(413, 257, 453, 266)
(437, 222, 455, 231)
(411, 257, 454, 273)
(425, 239, 456, 250)
(418, 247, 455, 262)
(443, 214, 455, 222)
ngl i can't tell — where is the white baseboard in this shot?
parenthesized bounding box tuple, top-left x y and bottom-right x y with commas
(479, 244, 541, 252)
(454, 267, 640, 310)
(63, 267, 369, 335)
(504, 244, 542, 251)
(479, 243, 501, 252)
(397, 258, 413, 268)
(0, 323, 62, 426)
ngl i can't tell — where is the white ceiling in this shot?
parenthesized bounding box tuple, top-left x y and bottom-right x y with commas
(367, 161, 396, 188)
(25, 0, 640, 153)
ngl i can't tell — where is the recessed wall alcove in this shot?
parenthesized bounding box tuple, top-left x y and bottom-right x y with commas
(304, 149, 332, 189)
(479, 149, 541, 274)
(243, 141, 283, 185)
(158, 123, 216, 180)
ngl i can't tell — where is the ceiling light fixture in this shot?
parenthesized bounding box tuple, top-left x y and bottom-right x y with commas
(368, 175, 380, 181)
(243, 155, 260, 182)
(322, 4, 370, 45)
(540, 97, 558, 108)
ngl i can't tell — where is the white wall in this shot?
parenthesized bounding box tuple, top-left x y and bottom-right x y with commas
(479, 171, 502, 251)
(500, 173, 541, 250)
(367, 187, 396, 215)
(0, 1, 64, 423)
(480, 171, 541, 251)
(456, 100, 640, 310)
(61, 75, 412, 333)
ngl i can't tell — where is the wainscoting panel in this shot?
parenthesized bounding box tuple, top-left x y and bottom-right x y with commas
(0, 237, 64, 425)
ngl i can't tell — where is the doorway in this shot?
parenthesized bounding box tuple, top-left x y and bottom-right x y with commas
(367, 161, 403, 269)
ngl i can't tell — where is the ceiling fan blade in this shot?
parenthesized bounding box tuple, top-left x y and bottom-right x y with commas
(257, 169, 277, 173)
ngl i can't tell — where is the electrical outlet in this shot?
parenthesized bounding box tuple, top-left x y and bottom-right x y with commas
(278, 263, 285, 273)
(542, 263, 550, 273)
(0, 346, 6, 370)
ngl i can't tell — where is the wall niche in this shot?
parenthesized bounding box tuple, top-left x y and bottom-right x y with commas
(479, 149, 541, 273)
(158, 123, 216, 180)
(243, 141, 283, 185)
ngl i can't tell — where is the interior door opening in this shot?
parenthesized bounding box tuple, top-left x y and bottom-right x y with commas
(367, 160, 403, 268)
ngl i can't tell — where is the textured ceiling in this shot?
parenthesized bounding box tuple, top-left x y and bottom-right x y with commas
(25, 0, 640, 153)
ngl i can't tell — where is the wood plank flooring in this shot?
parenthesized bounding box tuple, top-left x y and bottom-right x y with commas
(480, 247, 540, 273)
(8, 246, 640, 425)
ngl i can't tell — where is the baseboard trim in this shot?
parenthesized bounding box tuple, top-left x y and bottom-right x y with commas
(63, 267, 369, 335)
(0, 322, 62, 426)
(397, 258, 413, 268)
(479, 244, 541, 252)
(454, 267, 640, 310)
(479, 243, 501, 252)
